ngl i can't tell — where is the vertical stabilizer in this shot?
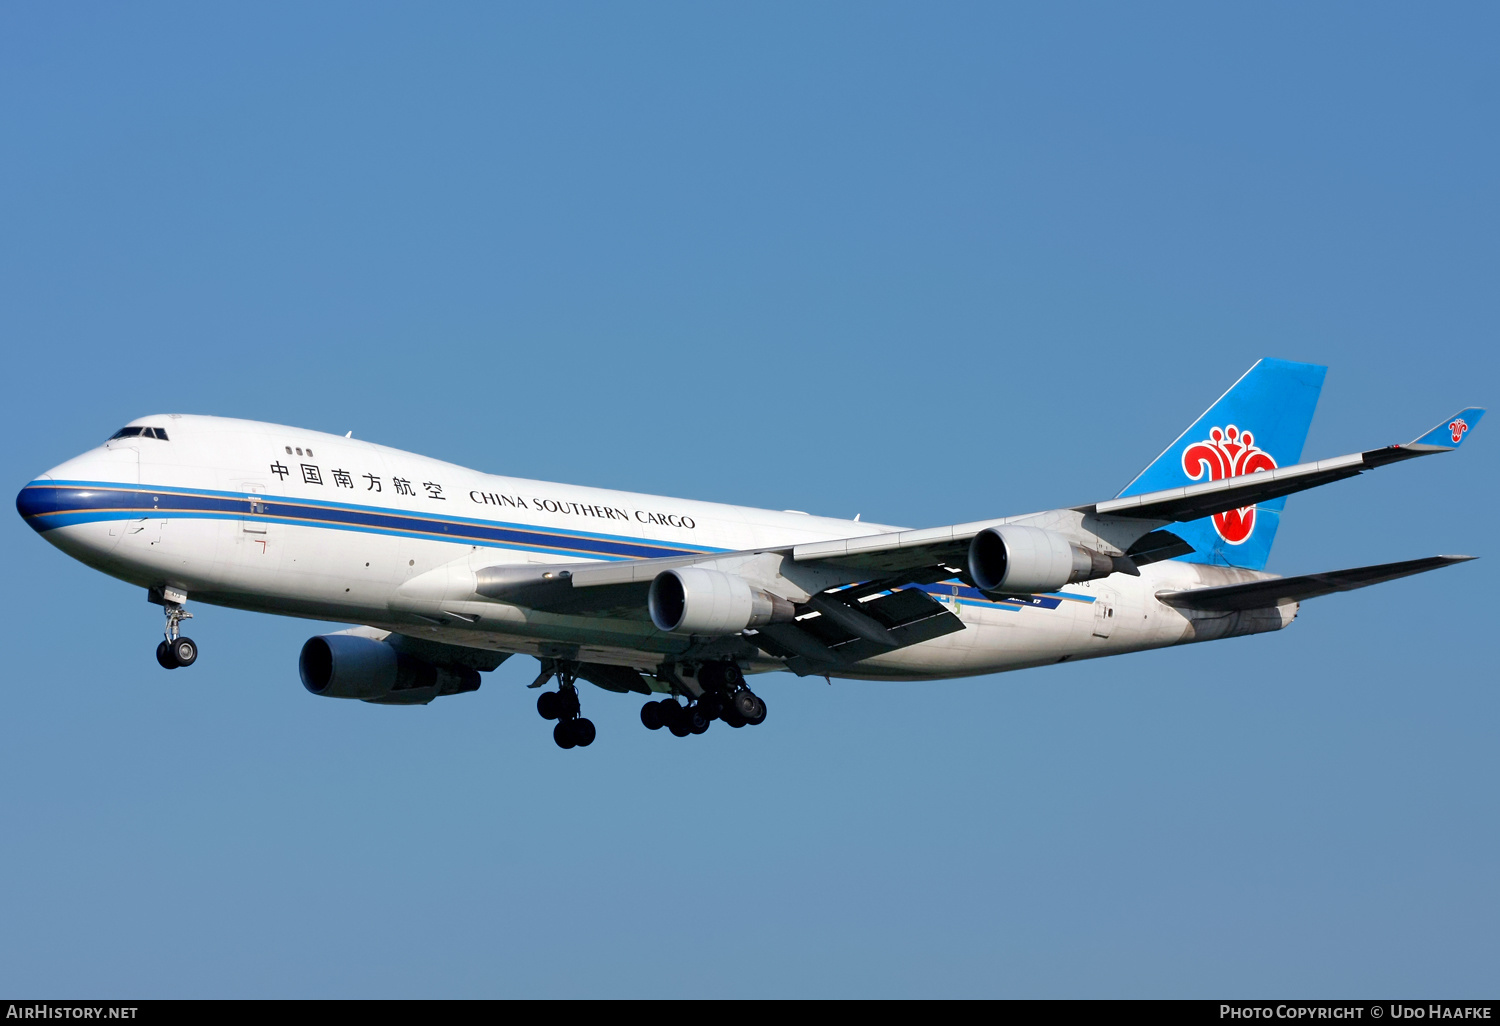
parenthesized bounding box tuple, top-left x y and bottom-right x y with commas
(1117, 358, 1327, 571)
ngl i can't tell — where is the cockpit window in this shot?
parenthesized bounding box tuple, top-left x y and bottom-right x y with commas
(108, 426, 168, 440)
(109, 427, 144, 439)
(151, 428, 169, 440)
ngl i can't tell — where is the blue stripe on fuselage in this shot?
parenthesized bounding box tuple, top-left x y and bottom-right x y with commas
(18, 480, 1098, 611)
(16, 480, 718, 561)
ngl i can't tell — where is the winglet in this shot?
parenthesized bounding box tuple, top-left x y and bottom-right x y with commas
(1409, 408, 1485, 451)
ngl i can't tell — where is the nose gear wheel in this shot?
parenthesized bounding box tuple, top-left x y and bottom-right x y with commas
(152, 592, 199, 670)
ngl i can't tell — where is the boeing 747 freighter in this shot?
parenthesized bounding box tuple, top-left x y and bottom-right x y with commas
(17, 359, 1483, 748)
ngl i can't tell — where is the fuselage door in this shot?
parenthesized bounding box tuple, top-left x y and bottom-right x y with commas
(1092, 594, 1114, 639)
(241, 482, 270, 536)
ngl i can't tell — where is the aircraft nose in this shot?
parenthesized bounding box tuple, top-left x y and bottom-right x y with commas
(16, 476, 58, 534)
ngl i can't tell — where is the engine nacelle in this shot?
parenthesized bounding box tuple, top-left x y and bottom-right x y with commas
(299, 634, 480, 703)
(967, 525, 1130, 594)
(648, 567, 795, 635)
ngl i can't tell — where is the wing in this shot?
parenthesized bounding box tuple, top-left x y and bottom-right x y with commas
(1156, 555, 1475, 611)
(790, 407, 1486, 577)
(458, 408, 1480, 665)
(1084, 432, 1476, 524)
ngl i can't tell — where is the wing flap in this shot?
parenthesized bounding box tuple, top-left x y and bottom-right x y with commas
(1157, 555, 1474, 612)
(752, 587, 965, 671)
(1125, 529, 1195, 565)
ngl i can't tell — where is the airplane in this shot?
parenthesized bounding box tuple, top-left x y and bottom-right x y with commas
(15, 359, 1484, 749)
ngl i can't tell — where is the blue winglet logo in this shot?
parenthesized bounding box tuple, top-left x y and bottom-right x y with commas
(1411, 407, 1484, 449)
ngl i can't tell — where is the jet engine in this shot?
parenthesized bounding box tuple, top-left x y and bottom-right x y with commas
(648, 567, 796, 635)
(967, 525, 1135, 595)
(299, 634, 480, 704)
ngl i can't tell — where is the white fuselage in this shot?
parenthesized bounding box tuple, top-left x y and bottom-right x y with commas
(22, 415, 1295, 682)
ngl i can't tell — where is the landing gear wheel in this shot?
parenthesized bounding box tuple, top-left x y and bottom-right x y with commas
(699, 661, 745, 690)
(721, 705, 746, 728)
(571, 718, 596, 747)
(688, 707, 711, 735)
(697, 693, 722, 720)
(540, 666, 592, 749)
(733, 690, 758, 719)
(157, 598, 195, 667)
(665, 703, 691, 737)
(745, 694, 767, 726)
(640, 702, 665, 730)
(171, 637, 198, 667)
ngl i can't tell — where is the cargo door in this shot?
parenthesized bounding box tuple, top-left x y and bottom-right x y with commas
(1092, 593, 1115, 639)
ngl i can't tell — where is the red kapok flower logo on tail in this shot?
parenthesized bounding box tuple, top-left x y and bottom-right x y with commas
(1449, 419, 1469, 445)
(1182, 425, 1277, 544)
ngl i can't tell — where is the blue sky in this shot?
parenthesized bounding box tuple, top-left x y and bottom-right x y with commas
(1, 3, 1495, 997)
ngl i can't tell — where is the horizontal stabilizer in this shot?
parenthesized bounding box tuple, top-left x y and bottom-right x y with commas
(1157, 555, 1475, 612)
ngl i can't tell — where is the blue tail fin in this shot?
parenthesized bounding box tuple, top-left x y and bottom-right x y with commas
(1117, 358, 1327, 571)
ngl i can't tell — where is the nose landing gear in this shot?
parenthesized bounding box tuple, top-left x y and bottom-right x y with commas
(156, 636, 198, 669)
(149, 587, 198, 670)
(533, 660, 595, 749)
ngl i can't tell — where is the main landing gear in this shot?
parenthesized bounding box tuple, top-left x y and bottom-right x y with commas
(640, 661, 766, 738)
(151, 589, 198, 670)
(534, 662, 595, 749)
